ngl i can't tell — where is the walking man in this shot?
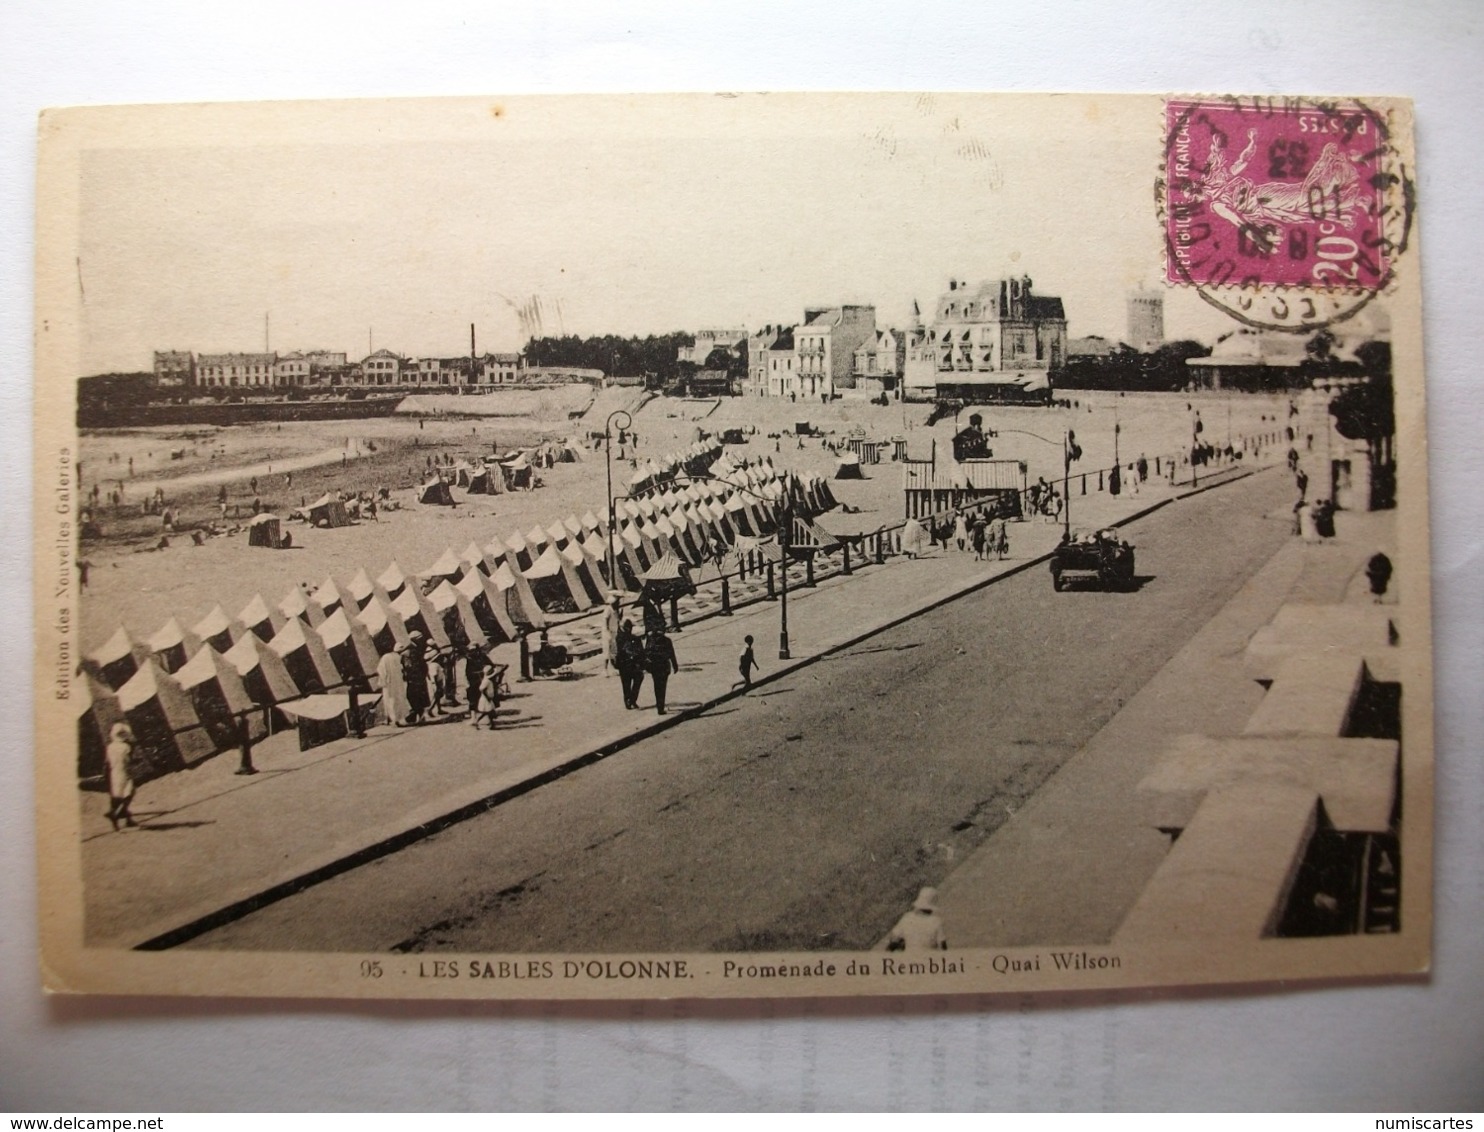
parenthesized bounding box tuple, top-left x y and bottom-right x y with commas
(615, 619, 646, 710)
(645, 629, 679, 715)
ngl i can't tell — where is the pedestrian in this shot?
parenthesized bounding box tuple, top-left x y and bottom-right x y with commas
(103, 723, 138, 831)
(475, 664, 502, 730)
(885, 887, 948, 951)
(1295, 467, 1310, 502)
(989, 515, 1008, 560)
(401, 632, 430, 724)
(615, 619, 646, 709)
(644, 629, 679, 715)
(901, 516, 927, 559)
(970, 513, 987, 561)
(436, 645, 459, 709)
(346, 669, 371, 738)
(736, 634, 759, 689)
(953, 513, 969, 552)
(602, 599, 621, 678)
(378, 643, 409, 725)
(464, 644, 489, 724)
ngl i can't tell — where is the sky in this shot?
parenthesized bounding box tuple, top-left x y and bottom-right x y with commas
(72, 93, 1244, 373)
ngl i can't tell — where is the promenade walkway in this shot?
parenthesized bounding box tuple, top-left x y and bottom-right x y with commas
(76, 460, 1266, 949)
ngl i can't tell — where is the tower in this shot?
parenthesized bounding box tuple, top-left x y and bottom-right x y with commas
(1127, 288, 1164, 353)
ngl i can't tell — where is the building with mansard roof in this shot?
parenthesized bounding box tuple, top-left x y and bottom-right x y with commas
(903, 276, 1065, 404)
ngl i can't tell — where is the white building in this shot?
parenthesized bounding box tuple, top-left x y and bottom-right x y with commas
(903, 277, 1065, 404)
(852, 328, 905, 393)
(195, 352, 278, 388)
(359, 349, 404, 386)
(794, 304, 876, 399)
(766, 327, 798, 399)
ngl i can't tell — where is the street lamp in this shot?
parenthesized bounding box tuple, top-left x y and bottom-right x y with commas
(604, 408, 633, 590)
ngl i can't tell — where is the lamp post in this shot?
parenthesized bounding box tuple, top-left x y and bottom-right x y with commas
(604, 409, 633, 590)
(778, 492, 793, 659)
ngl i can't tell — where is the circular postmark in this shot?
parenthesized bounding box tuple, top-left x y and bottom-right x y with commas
(1158, 95, 1415, 333)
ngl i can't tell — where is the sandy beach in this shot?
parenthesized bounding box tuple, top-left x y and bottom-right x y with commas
(78, 387, 1292, 654)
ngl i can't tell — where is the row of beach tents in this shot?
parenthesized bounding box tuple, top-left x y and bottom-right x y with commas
(80, 457, 838, 786)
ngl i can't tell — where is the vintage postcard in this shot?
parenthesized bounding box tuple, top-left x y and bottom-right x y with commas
(33, 93, 1430, 999)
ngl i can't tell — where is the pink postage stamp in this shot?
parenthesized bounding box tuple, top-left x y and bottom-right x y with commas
(1164, 97, 1399, 295)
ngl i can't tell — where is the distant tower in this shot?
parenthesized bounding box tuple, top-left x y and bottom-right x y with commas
(1127, 288, 1164, 353)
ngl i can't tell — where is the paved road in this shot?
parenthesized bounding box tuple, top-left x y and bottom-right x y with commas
(189, 469, 1295, 954)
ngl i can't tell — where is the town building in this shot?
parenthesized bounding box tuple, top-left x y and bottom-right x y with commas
(902, 276, 1066, 404)
(276, 350, 350, 386)
(1184, 327, 1307, 391)
(678, 329, 747, 367)
(1127, 287, 1165, 353)
(195, 352, 279, 388)
(747, 326, 783, 394)
(359, 349, 405, 387)
(794, 305, 876, 399)
(766, 327, 798, 399)
(153, 351, 195, 386)
(274, 352, 310, 385)
(478, 352, 522, 385)
(851, 328, 906, 395)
